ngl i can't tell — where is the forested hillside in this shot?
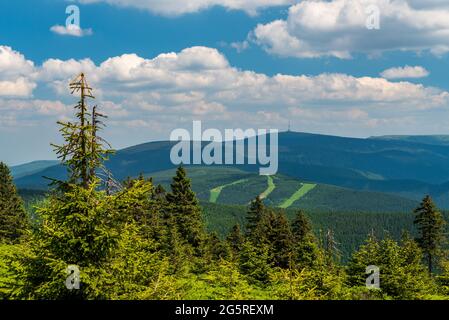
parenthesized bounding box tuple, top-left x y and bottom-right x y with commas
(13, 131, 449, 209)
(148, 167, 419, 212)
(14, 165, 421, 213)
(202, 201, 449, 261)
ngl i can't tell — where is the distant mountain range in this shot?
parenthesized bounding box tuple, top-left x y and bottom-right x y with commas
(12, 132, 449, 210)
(11, 160, 59, 179)
(370, 135, 449, 146)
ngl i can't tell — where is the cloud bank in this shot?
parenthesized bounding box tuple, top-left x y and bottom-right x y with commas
(381, 66, 430, 79)
(50, 24, 93, 37)
(0, 45, 448, 143)
(252, 0, 449, 58)
(77, 0, 295, 16)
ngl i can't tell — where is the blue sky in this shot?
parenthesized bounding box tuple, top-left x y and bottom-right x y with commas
(2, 0, 449, 165)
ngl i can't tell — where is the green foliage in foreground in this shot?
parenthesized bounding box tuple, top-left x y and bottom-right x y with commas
(8, 178, 449, 300)
(0, 162, 28, 243)
(2, 167, 449, 300)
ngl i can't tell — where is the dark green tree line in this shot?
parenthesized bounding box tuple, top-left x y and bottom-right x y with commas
(414, 195, 447, 274)
(0, 162, 28, 243)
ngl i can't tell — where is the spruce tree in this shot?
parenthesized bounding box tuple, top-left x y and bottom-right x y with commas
(291, 211, 320, 269)
(399, 232, 435, 297)
(291, 210, 312, 241)
(239, 240, 271, 284)
(116, 177, 164, 242)
(52, 73, 113, 189)
(263, 211, 294, 269)
(13, 74, 124, 299)
(166, 166, 204, 249)
(226, 224, 245, 256)
(0, 162, 28, 243)
(414, 195, 447, 274)
(204, 232, 229, 262)
(161, 215, 191, 275)
(347, 233, 380, 288)
(347, 232, 434, 299)
(245, 196, 265, 238)
(153, 184, 166, 200)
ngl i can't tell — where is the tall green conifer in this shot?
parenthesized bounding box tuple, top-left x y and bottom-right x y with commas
(414, 195, 447, 274)
(0, 162, 28, 243)
(245, 196, 266, 239)
(166, 167, 204, 249)
(291, 211, 320, 268)
(52, 73, 113, 189)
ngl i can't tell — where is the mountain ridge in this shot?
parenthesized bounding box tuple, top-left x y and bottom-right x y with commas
(12, 131, 449, 209)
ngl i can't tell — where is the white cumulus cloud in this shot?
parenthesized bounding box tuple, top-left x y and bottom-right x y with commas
(252, 0, 449, 59)
(381, 66, 430, 79)
(35, 46, 449, 136)
(2, 45, 449, 140)
(50, 25, 93, 37)
(0, 78, 37, 98)
(0, 46, 37, 97)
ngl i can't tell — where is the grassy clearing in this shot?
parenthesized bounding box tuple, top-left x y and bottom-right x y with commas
(209, 179, 248, 203)
(259, 176, 276, 200)
(279, 183, 317, 209)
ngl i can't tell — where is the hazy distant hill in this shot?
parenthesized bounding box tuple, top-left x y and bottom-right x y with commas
(12, 131, 449, 209)
(370, 135, 449, 146)
(11, 160, 59, 179)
